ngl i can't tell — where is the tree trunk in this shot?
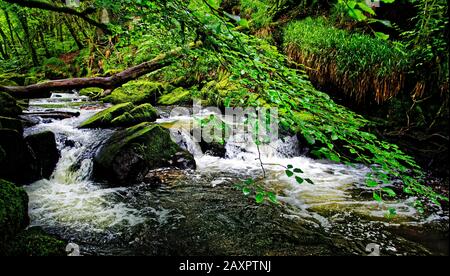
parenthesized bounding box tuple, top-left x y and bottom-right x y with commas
(38, 31, 51, 58)
(0, 42, 202, 98)
(64, 18, 84, 49)
(3, 9, 18, 55)
(0, 28, 10, 59)
(16, 11, 39, 66)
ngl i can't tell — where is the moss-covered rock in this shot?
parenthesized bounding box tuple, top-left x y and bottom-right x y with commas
(0, 179, 29, 251)
(0, 92, 22, 117)
(158, 87, 192, 105)
(102, 80, 166, 105)
(0, 116, 24, 134)
(93, 122, 196, 185)
(111, 103, 158, 127)
(80, 102, 158, 128)
(79, 102, 134, 128)
(4, 227, 66, 256)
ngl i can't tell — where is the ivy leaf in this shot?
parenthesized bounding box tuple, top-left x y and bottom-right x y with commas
(242, 187, 251, 196)
(375, 32, 390, 40)
(366, 179, 379, 187)
(295, 176, 304, 184)
(357, 2, 376, 15)
(267, 192, 278, 204)
(373, 192, 382, 202)
(304, 178, 314, 185)
(287, 164, 294, 169)
(239, 19, 249, 28)
(293, 168, 304, 173)
(304, 133, 316, 145)
(285, 170, 294, 177)
(382, 187, 396, 197)
(255, 192, 265, 204)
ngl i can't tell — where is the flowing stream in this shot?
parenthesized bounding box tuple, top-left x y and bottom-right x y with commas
(22, 93, 448, 256)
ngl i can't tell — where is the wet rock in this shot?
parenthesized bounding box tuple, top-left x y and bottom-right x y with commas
(0, 129, 35, 184)
(0, 179, 29, 253)
(0, 92, 22, 117)
(25, 131, 60, 180)
(0, 116, 23, 134)
(93, 122, 196, 186)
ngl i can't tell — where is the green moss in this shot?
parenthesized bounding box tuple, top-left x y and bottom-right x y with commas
(79, 102, 135, 128)
(0, 179, 29, 249)
(79, 87, 104, 98)
(103, 80, 166, 104)
(111, 103, 158, 127)
(158, 87, 191, 105)
(0, 92, 22, 117)
(97, 122, 181, 167)
(5, 227, 66, 256)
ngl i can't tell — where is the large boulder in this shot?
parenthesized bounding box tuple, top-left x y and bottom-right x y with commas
(0, 129, 35, 185)
(79, 102, 158, 128)
(0, 129, 59, 185)
(25, 131, 60, 180)
(93, 122, 196, 186)
(0, 92, 22, 117)
(0, 179, 29, 252)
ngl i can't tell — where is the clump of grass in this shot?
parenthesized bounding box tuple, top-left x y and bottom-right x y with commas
(283, 17, 411, 104)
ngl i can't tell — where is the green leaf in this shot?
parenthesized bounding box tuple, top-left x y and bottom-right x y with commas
(366, 179, 379, 187)
(287, 164, 294, 169)
(304, 133, 316, 145)
(293, 168, 304, 173)
(285, 170, 294, 177)
(255, 192, 265, 204)
(267, 192, 278, 204)
(295, 176, 304, 184)
(242, 187, 251, 196)
(373, 192, 382, 202)
(304, 178, 314, 185)
(382, 187, 396, 197)
(244, 178, 254, 185)
(239, 19, 249, 28)
(375, 32, 390, 40)
(356, 2, 376, 15)
(388, 207, 397, 216)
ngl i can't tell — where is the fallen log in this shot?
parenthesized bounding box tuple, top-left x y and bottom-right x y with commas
(0, 42, 201, 99)
(22, 111, 81, 120)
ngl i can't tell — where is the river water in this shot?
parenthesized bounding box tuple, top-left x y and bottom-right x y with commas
(22, 93, 449, 256)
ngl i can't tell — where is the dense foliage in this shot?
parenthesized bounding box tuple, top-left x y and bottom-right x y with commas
(0, 0, 448, 208)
